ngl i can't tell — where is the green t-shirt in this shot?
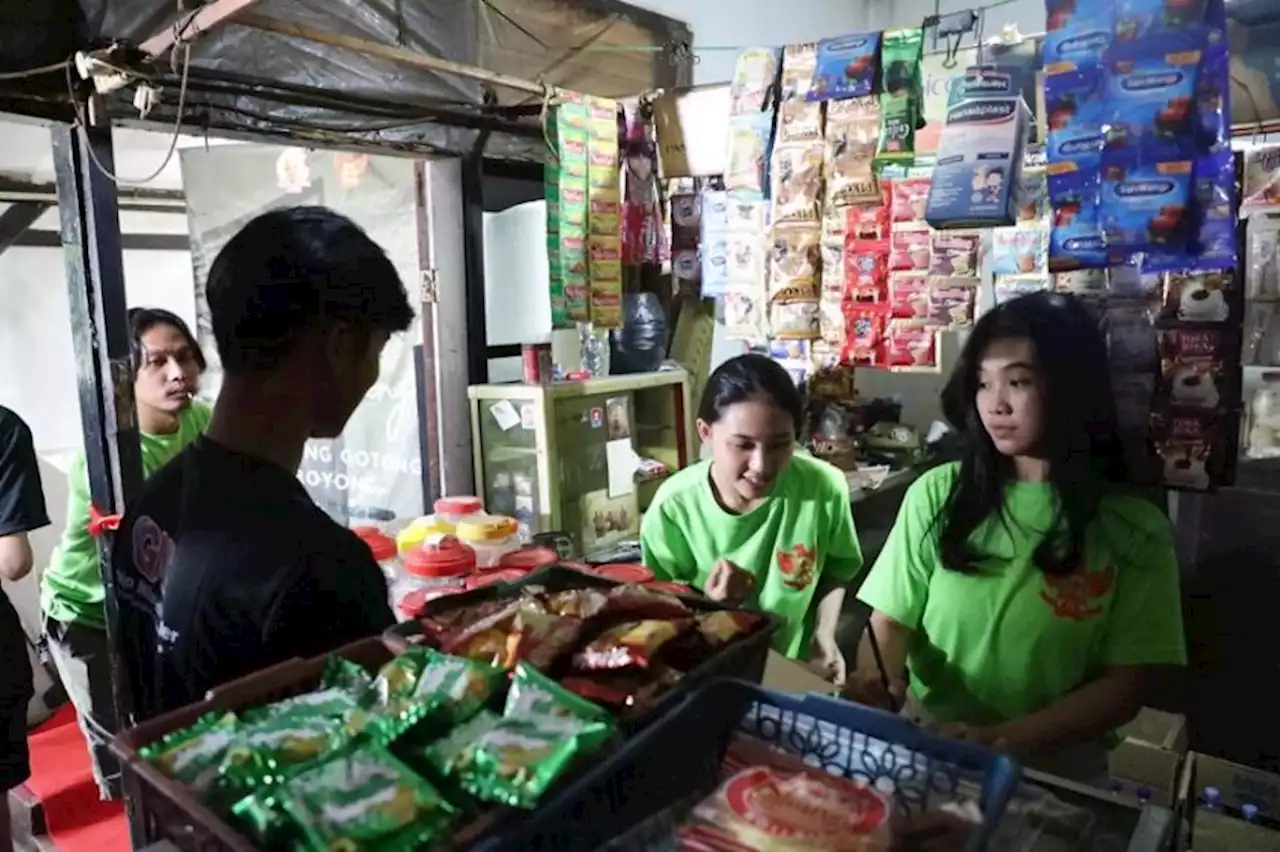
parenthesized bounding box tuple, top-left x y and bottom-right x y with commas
(41, 402, 212, 629)
(640, 453, 864, 658)
(857, 463, 1187, 728)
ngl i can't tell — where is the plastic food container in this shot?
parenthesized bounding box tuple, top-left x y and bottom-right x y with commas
(592, 562, 654, 584)
(392, 535, 476, 622)
(456, 515, 521, 568)
(434, 496, 486, 527)
(353, 526, 399, 583)
(395, 515, 454, 555)
(496, 546, 560, 573)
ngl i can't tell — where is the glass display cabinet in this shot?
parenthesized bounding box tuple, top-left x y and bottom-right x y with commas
(468, 370, 695, 553)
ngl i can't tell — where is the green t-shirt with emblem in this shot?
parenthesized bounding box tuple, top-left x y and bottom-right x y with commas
(41, 402, 212, 629)
(857, 463, 1186, 727)
(640, 453, 863, 658)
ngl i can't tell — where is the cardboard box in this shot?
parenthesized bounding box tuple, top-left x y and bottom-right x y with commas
(1177, 752, 1280, 852)
(762, 650, 840, 695)
(1108, 707, 1189, 806)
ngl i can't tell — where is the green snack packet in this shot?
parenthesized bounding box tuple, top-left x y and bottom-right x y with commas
(243, 657, 370, 725)
(365, 648, 503, 743)
(461, 714, 613, 809)
(876, 28, 925, 166)
(218, 714, 339, 794)
(420, 709, 503, 777)
(231, 791, 299, 848)
(505, 662, 612, 724)
(282, 747, 455, 851)
(139, 712, 240, 796)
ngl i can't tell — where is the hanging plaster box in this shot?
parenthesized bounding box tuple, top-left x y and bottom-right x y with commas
(925, 71, 1030, 230)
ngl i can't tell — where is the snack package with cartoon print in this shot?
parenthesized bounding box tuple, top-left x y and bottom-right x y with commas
(362, 647, 504, 742)
(217, 714, 342, 797)
(241, 656, 372, 726)
(139, 712, 241, 798)
(281, 747, 456, 851)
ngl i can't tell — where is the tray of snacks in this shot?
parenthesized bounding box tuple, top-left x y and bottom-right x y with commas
(385, 565, 779, 731)
(483, 678, 1024, 852)
(111, 635, 639, 851)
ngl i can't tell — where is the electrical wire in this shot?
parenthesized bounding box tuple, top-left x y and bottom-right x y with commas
(0, 60, 71, 81)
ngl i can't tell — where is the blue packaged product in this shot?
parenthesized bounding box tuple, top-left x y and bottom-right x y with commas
(1045, 0, 1112, 68)
(1103, 40, 1203, 161)
(924, 97, 1028, 229)
(1045, 66, 1105, 169)
(806, 33, 881, 101)
(1142, 150, 1237, 272)
(1197, 31, 1229, 149)
(1115, 0, 1208, 42)
(1047, 161, 1108, 270)
(947, 68, 1018, 107)
(1100, 159, 1195, 256)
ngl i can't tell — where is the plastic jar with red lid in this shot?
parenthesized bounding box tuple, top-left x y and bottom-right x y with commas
(456, 515, 521, 568)
(353, 526, 400, 584)
(434, 496, 486, 527)
(592, 562, 654, 584)
(496, 546, 560, 573)
(392, 535, 476, 622)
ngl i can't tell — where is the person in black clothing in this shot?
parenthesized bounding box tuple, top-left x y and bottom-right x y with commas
(113, 206, 413, 718)
(0, 406, 50, 852)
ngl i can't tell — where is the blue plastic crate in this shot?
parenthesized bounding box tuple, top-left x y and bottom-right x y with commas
(470, 677, 1022, 852)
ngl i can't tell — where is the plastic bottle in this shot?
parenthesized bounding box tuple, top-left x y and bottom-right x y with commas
(1242, 803, 1260, 823)
(1201, 786, 1222, 811)
(1109, 779, 1125, 797)
(1136, 787, 1152, 806)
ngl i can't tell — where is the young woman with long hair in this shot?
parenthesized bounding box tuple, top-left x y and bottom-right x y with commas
(852, 292, 1185, 780)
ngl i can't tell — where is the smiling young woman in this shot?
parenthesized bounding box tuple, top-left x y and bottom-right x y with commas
(848, 292, 1185, 782)
(641, 354, 864, 684)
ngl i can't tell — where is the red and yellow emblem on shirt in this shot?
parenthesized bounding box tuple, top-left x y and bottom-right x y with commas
(777, 544, 817, 591)
(1040, 564, 1115, 621)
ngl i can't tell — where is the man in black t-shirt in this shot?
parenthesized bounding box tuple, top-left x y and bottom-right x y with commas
(113, 206, 411, 718)
(0, 406, 50, 852)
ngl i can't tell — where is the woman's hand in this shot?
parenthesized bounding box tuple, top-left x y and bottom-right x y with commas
(936, 722, 1010, 751)
(811, 631, 848, 687)
(704, 559, 755, 604)
(842, 671, 908, 713)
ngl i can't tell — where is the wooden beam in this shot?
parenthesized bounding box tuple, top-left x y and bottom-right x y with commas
(0, 176, 185, 208)
(138, 0, 265, 58)
(0, 202, 50, 257)
(13, 230, 189, 251)
(235, 12, 549, 98)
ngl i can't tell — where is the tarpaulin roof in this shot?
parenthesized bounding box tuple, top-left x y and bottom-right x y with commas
(0, 0, 690, 160)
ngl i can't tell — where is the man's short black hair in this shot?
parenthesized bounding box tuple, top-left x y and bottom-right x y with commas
(206, 206, 413, 376)
(128, 307, 207, 372)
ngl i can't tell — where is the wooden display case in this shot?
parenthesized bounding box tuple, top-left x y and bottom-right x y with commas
(468, 370, 695, 552)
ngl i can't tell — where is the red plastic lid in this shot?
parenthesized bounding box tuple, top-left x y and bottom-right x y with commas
(402, 535, 477, 578)
(498, 547, 560, 572)
(646, 581, 693, 596)
(595, 563, 655, 584)
(464, 569, 528, 590)
(559, 560, 593, 573)
(397, 582, 467, 617)
(434, 496, 483, 516)
(353, 526, 397, 562)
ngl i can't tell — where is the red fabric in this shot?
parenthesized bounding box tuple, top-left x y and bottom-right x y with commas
(87, 505, 122, 538)
(25, 705, 128, 851)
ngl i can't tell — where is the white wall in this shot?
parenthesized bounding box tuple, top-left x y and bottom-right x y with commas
(866, 0, 1044, 41)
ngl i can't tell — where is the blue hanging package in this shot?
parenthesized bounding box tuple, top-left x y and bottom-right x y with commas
(1099, 159, 1196, 256)
(807, 33, 882, 102)
(1045, 66, 1106, 168)
(1102, 38, 1203, 162)
(1045, 0, 1113, 69)
(1115, 0, 1209, 41)
(1197, 30, 1229, 149)
(1141, 150, 1237, 272)
(1048, 161, 1108, 270)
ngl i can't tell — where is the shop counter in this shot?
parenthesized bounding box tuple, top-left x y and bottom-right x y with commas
(1022, 768, 1176, 852)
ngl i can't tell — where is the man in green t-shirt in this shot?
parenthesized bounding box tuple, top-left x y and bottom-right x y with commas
(41, 308, 209, 800)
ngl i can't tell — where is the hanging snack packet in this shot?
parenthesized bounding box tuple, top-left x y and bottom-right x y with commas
(588, 234, 624, 329)
(886, 319, 937, 367)
(1102, 39, 1202, 161)
(929, 233, 981, 276)
(1160, 270, 1232, 323)
(928, 278, 979, 326)
(1099, 159, 1195, 256)
(1143, 149, 1237, 273)
(875, 29, 924, 168)
(1047, 161, 1107, 271)
(820, 296, 849, 346)
(1016, 169, 1048, 221)
(726, 230, 767, 287)
(820, 240, 845, 297)
(1045, 66, 1105, 171)
(770, 298, 822, 341)
(807, 32, 881, 101)
(1055, 267, 1108, 293)
(891, 177, 931, 226)
(724, 287, 768, 341)
(725, 112, 775, 196)
(992, 227, 1048, 275)
(768, 224, 822, 298)
(1115, 0, 1208, 43)
(824, 97, 881, 207)
(890, 229, 931, 272)
(726, 194, 770, 232)
(994, 276, 1051, 305)
(890, 273, 930, 319)
(1159, 328, 1232, 410)
(771, 143, 825, 223)
(844, 239, 890, 301)
(1198, 30, 1229, 150)
(282, 748, 455, 850)
(572, 619, 694, 672)
(847, 305, 890, 365)
(1150, 410, 1219, 490)
(139, 712, 240, 797)
(729, 48, 781, 115)
(848, 197, 891, 240)
(1045, 0, 1111, 66)
(777, 43, 823, 144)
